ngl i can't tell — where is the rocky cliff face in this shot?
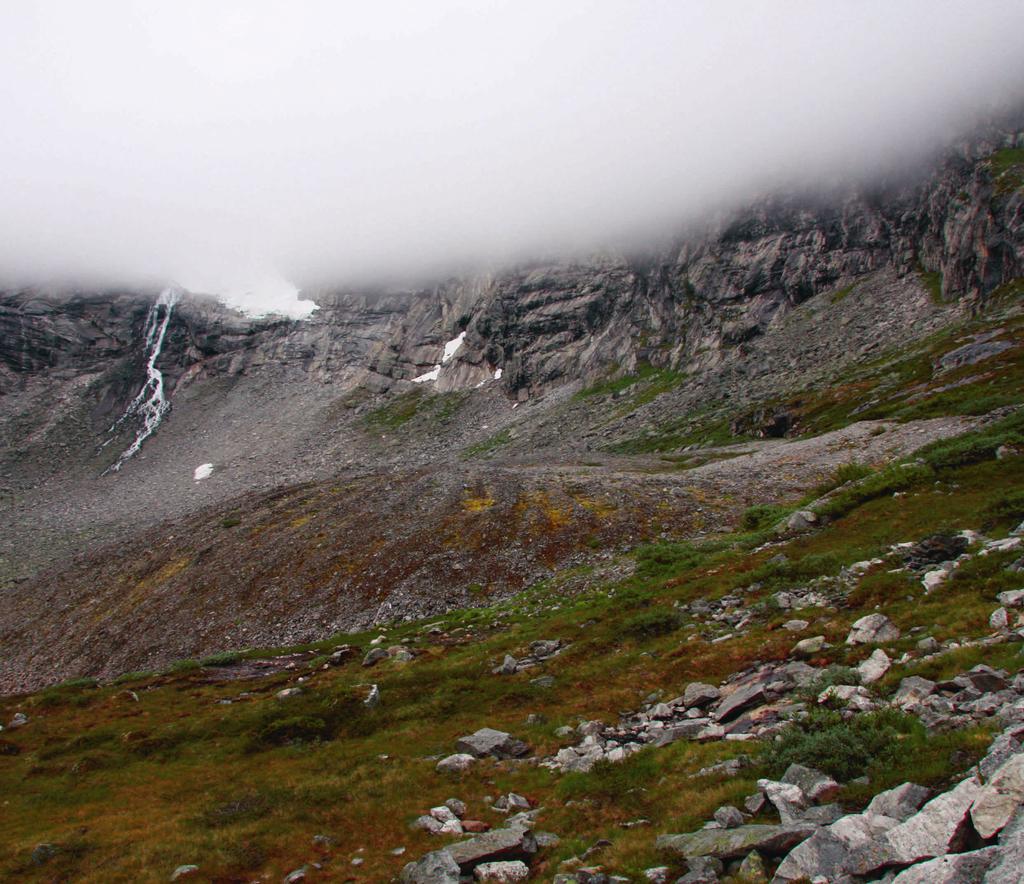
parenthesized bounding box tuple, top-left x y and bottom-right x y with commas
(3, 122, 1022, 428)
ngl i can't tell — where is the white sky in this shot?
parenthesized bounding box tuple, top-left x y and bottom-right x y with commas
(1, 2, 1023, 311)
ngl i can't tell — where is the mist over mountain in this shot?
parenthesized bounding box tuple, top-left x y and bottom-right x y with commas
(2, 2, 1024, 309)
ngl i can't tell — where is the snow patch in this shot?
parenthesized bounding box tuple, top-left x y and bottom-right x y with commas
(493, 367, 503, 379)
(194, 463, 214, 481)
(182, 269, 317, 319)
(442, 331, 466, 363)
(412, 365, 441, 383)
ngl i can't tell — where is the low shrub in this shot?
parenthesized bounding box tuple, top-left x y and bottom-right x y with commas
(981, 490, 1024, 531)
(765, 707, 917, 781)
(252, 715, 329, 749)
(915, 410, 1024, 470)
(635, 541, 711, 582)
(815, 463, 933, 521)
(740, 504, 789, 532)
(200, 651, 243, 667)
(557, 748, 660, 810)
(622, 609, 681, 639)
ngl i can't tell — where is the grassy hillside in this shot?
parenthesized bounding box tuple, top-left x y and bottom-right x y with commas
(2, 403, 1023, 880)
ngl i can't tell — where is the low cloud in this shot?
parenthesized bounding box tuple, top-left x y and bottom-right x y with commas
(1, 1, 1023, 310)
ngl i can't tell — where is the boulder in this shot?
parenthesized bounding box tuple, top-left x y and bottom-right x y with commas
(757, 779, 807, 823)
(846, 613, 900, 645)
(413, 815, 445, 834)
(656, 822, 817, 861)
(847, 775, 982, 875)
(447, 826, 538, 872)
(792, 636, 825, 657)
(889, 846, 999, 883)
(773, 811, 899, 882)
(969, 753, 1024, 839)
(170, 866, 199, 882)
(474, 860, 531, 882)
(683, 683, 721, 708)
(960, 664, 1009, 693)
(781, 764, 840, 803)
(818, 684, 876, 712)
(786, 510, 819, 532)
(401, 849, 461, 883)
(893, 676, 936, 708)
(436, 753, 477, 774)
(714, 684, 768, 723)
(990, 607, 1010, 630)
(495, 655, 518, 675)
(713, 805, 745, 829)
(857, 649, 891, 684)
(445, 798, 467, 818)
(455, 728, 529, 759)
(864, 783, 932, 821)
(985, 802, 1024, 883)
(996, 589, 1024, 607)
(362, 647, 390, 667)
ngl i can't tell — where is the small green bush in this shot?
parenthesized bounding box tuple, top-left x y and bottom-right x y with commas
(815, 463, 933, 521)
(622, 609, 681, 639)
(199, 651, 243, 667)
(798, 665, 862, 702)
(822, 462, 874, 493)
(740, 504, 789, 532)
(765, 707, 917, 781)
(221, 516, 242, 529)
(635, 541, 710, 581)
(557, 748, 660, 810)
(981, 490, 1024, 531)
(915, 410, 1024, 470)
(168, 659, 201, 673)
(252, 715, 329, 749)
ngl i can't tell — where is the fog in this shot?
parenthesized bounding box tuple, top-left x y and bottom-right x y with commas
(2, 2, 1023, 314)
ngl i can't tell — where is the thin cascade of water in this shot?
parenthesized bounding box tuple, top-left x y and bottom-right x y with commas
(103, 286, 181, 472)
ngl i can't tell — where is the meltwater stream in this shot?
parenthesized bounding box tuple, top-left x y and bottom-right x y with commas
(103, 286, 181, 473)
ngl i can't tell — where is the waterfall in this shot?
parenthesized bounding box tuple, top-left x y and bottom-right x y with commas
(104, 286, 181, 472)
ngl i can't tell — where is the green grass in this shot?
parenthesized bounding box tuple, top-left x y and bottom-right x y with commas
(462, 428, 513, 457)
(918, 266, 945, 305)
(574, 362, 686, 406)
(364, 389, 468, 433)
(990, 147, 1024, 195)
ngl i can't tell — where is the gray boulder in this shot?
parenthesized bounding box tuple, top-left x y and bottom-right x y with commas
(781, 764, 840, 803)
(455, 728, 529, 759)
(474, 860, 531, 882)
(362, 647, 389, 667)
(985, 801, 1024, 883)
(714, 684, 768, 723)
(773, 812, 899, 882)
(713, 805, 744, 829)
(401, 849, 461, 883)
(447, 826, 537, 872)
(969, 753, 1024, 839)
(864, 783, 932, 821)
(847, 775, 982, 876)
(889, 846, 999, 883)
(684, 683, 721, 708)
(656, 822, 817, 861)
(846, 613, 900, 645)
(436, 753, 477, 773)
